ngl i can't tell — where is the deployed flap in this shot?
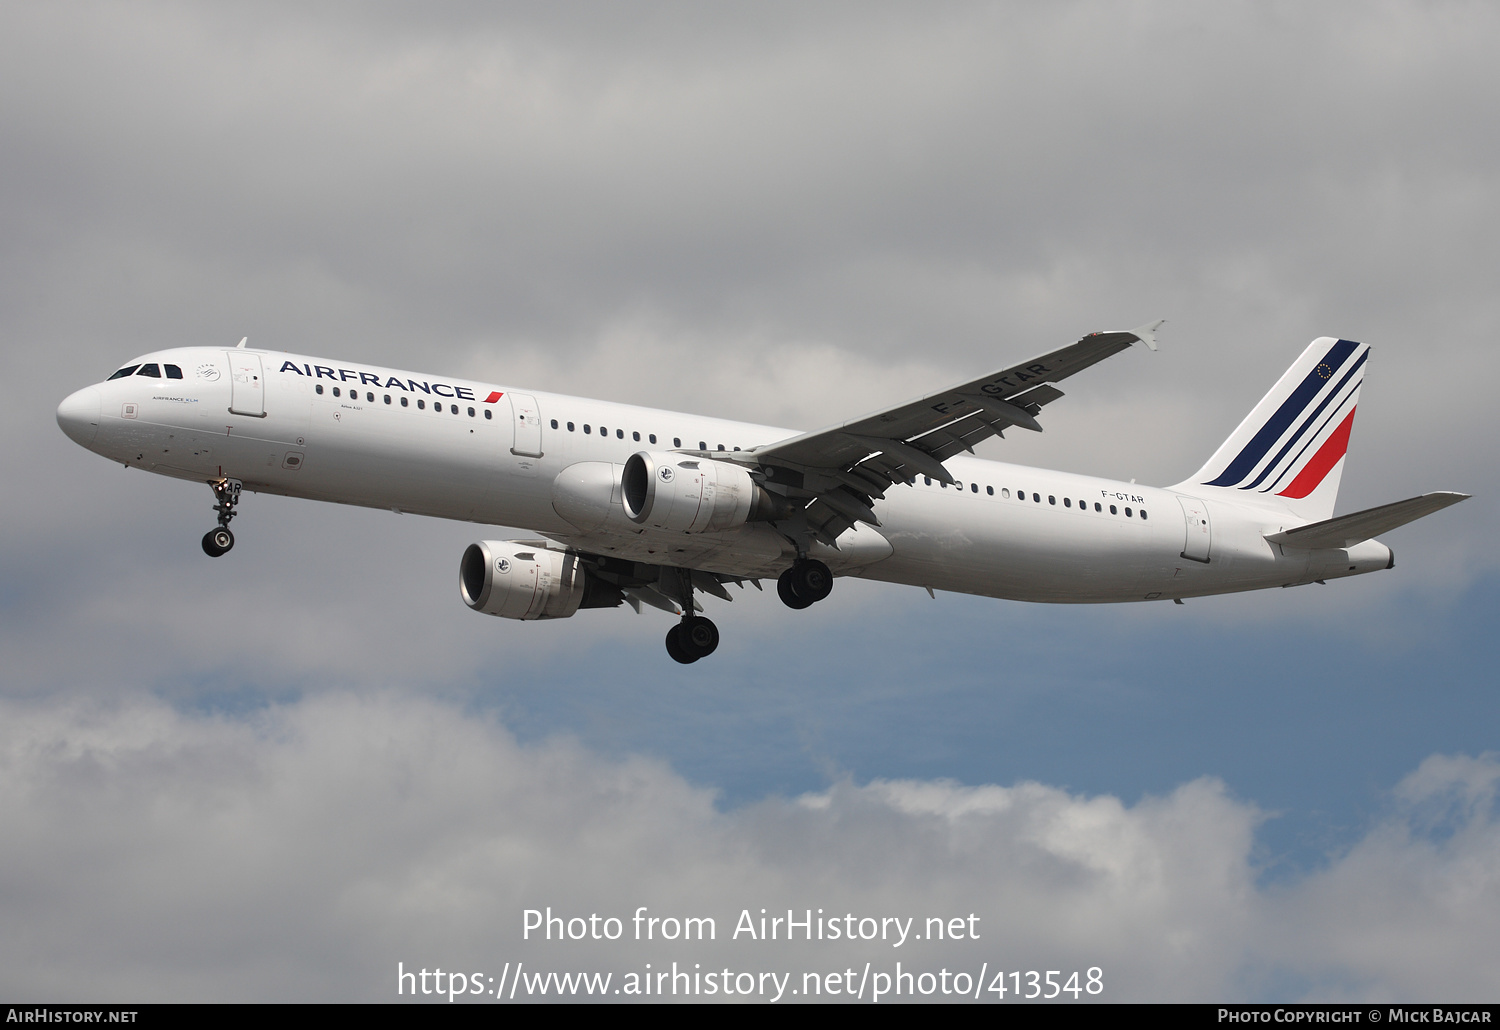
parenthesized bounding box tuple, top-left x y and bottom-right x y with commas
(1266, 492, 1469, 549)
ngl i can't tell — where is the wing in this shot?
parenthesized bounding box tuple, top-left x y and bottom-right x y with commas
(720, 322, 1163, 545)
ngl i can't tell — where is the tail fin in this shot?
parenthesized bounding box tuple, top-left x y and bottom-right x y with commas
(1173, 337, 1369, 522)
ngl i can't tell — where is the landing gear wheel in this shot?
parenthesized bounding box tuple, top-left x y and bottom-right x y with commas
(665, 624, 698, 665)
(680, 616, 720, 658)
(796, 559, 834, 603)
(778, 559, 834, 609)
(202, 527, 235, 557)
(777, 571, 815, 609)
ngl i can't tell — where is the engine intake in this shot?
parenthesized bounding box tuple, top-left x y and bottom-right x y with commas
(460, 540, 618, 620)
(621, 451, 790, 533)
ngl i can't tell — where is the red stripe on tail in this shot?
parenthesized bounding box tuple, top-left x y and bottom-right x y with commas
(1278, 408, 1356, 499)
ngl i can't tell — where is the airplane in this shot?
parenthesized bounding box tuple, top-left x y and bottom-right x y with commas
(55, 323, 1468, 663)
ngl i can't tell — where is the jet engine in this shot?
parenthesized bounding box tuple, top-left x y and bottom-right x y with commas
(459, 540, 619, 620)
(620, 451, 792, 533)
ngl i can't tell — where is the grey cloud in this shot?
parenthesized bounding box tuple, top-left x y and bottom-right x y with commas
(0, 693, 1493, 1001)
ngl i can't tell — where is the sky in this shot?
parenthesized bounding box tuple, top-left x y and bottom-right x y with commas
(2, 0, 1497, 1004)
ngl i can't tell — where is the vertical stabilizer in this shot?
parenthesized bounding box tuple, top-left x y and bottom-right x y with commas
(1172, 337, 1369, 522)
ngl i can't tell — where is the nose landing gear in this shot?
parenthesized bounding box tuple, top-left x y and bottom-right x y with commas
(202, 478, 242, 557)
(777, 558, 833, 609)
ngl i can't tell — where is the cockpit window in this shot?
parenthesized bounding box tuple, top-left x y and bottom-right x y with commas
(137, 363, 161, 378)
(107, 365, 140, 380)
(165, 364, 183, 379)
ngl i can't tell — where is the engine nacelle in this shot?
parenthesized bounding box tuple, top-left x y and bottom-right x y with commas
(621, 451, 789, 533)
(460, 540, 606, 620)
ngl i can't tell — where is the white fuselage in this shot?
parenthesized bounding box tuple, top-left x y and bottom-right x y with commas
(56, 346, 1394, 605)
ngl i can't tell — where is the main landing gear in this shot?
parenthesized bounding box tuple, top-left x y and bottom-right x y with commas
(777, 558, 833, 610)
(665, 615, 720, 665)
(202, 478, 241, 557)
(660, 567, 722, 665)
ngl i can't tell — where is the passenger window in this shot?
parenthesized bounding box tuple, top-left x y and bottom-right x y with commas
(699, 441, 707, 450)
(617, 429, 624, 439)
(924, 477, 932, 486)
(1064, 497, 1071, 507)
(400, 397, 408, 407)
(367, 392, 374, 402)
(673, 438, 681, 448)
(450, 404, 459, 414)
(467, 407, 475, 417)
(550, 419, 558, 429)
(600, 426, 607, 436)
(633, 431, 640, 441)
(1001, 488, 1010, 499)
(315, 384, 324, 395)
(107, 365, 140, 380)
(717, 444, 725, 451)
(484, 409, 492, 420)
(137, 363, 161, 378)
(1034, 493, 1041, 503)
(986, 486, 994, 496)
(165, 364, 183, 379)
(584, 424, 591, 434)
(383, 394, 391, 404)
(1110, 504, 1118, 514)
(333, 387, 341, 397)
(567, 422, 574, 431)
(418, 399, 425, 409)
(941, 481, 948, 489)
(971, 483, 978, 493)
(1094, 502, 1101, 512)
(1048, 495, 1055, 505)
(649, 434, 657, 444)
(1141, 509, 1148, 520)
(1125, 507, 1133, 517)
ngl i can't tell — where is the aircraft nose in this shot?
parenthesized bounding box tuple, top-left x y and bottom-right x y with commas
(57, 386, 102, 447)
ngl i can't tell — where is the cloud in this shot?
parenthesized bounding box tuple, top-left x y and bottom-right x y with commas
(0, 693, 1493, 1002)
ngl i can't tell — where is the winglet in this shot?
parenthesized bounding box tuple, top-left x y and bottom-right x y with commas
(236, 337, 248, 349)
(1130, 319, 1165, 352)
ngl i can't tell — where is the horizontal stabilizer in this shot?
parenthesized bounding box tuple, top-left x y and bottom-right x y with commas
(1266, 492, 1469, 549)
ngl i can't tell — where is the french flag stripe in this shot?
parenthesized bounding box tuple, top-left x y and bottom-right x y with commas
(1278, 408, 1357, 499)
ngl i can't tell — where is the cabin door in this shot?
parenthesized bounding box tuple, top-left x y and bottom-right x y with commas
(226, 351, 266, 417)
(1178, 496, 1212, 563)
(509, 393, 543, 457)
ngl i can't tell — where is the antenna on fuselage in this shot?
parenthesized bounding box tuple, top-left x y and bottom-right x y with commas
(236, 337, 248, 348)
